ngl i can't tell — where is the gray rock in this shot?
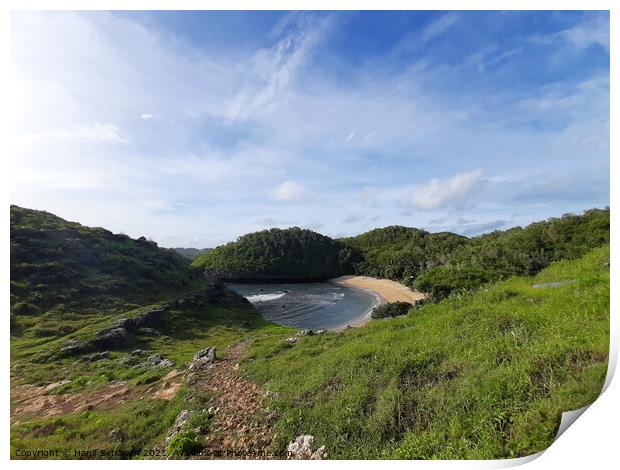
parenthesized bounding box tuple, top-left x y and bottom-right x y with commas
(149, 353, 164, 365)
(192, 347, 217, 363)
(92, 327, 128, 349)
(138, 327, 161, 336)
(286, 435, 326, 460)
(164, 409, 191, 445)
(80, 351, 110, 362)
(286, 337, 299, 344)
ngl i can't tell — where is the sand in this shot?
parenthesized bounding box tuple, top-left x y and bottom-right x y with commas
(330, 275, 426, 304)
(328, 275, 426, 330)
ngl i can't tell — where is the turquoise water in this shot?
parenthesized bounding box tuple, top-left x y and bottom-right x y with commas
(227, 282, 379, 330)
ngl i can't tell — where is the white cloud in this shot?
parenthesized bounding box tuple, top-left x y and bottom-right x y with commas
(16, 123, 128, 144)
(529, 14, 609, 52)
(412, 170, 485, 211)
(140, 113, 155, 120)
(421, 13, 459, 43)
(560, 14, 609, 51)
(274, 180, 305, 201)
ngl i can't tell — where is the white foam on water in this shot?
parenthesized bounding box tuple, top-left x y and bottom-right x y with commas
(246, 292, 286, 303)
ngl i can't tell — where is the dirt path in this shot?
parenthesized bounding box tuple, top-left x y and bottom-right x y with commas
(193, 341, 276, 458)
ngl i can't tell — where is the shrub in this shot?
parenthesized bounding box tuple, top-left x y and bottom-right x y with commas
(371, 301, 413, 319)
(166, 431, 203, 457)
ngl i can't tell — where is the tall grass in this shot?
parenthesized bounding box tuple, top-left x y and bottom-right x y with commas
(242, 246, 610, 459)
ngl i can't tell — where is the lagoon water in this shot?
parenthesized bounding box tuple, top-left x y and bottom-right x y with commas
(227, 282, 380, 330)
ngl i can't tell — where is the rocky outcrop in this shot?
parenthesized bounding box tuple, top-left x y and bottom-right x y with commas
(80, 351, 110, 362)
(149, 353, 174, 368)
(114, 306, 168, 331)
(187, 347, 217, 385)
(92, 327, 128, 349)
(192, 347, 217, 363)
(286, 435, 326, 460)
(58, 306, 169, 357)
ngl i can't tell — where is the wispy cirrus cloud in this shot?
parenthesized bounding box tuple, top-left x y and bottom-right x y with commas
(9, 11, 609, 247)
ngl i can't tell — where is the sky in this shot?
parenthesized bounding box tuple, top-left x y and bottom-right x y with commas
(10, 10, 609, 248)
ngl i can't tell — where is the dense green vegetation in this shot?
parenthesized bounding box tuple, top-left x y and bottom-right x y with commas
(371, 301, 413, 319)
(411, 208, 610, 300)
(342, 226, 468, 282)
(243, 246, 610, 458)
(10, 205, 201, 317)
(192, 227, 347, 281)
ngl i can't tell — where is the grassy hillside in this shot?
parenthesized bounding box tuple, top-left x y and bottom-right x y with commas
(10, 205, 201, 317)
(10, 206, 286, 457)
(242, 245, 610, 459)
(192, 227, 348, 281)
(413, 208, 609, 299)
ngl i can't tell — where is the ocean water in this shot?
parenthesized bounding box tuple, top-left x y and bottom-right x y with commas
(227, 282, 380, 330)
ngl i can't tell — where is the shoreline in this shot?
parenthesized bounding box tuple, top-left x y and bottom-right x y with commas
(328, 275, 426, 330)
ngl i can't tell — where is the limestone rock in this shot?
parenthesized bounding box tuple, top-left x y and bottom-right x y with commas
(287, 435, 326, 460)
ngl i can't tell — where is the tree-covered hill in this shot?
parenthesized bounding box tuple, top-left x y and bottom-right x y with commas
(192, 227, 347, 281)
(341, 226, 468, 281)
(10, 205, 202, 316)
(192, 208, 609, 302)
(412, 208, 610, 299)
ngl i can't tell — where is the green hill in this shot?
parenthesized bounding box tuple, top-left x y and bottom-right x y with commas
(10, 205, 201, 317)
(11, 206, 282, 457)
(192, 227, 348, 281)
(242, 245, 610, 459)
(192, 209, 609, 303)
(341, 226, 468, 281)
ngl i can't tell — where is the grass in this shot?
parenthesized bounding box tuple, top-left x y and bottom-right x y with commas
(241, 245, 610, 459)
(11, 292, 289, 459)
(11, 392, 187, 459)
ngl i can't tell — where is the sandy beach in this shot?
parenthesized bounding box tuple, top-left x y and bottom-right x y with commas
(330, 275, 426, 304)
(328, 275, 426, 329)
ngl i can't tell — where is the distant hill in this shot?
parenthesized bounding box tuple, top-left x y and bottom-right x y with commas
(10, 205, 201, 315)
(192, 227, 348, 281)
(173, 247, 213, 259)
(193, 208, 609, 300)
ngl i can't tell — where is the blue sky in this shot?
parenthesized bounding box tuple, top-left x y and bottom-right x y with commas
(10, 11, 609, 247)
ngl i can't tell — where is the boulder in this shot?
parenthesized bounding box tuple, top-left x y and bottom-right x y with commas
(192, 347, 217, 363)
(92, 327, 128, 349)
(286, 435, 326, 460)
(286, 337, 299, 344)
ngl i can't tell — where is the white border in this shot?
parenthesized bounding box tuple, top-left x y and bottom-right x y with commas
(2, 1, 616, 468)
